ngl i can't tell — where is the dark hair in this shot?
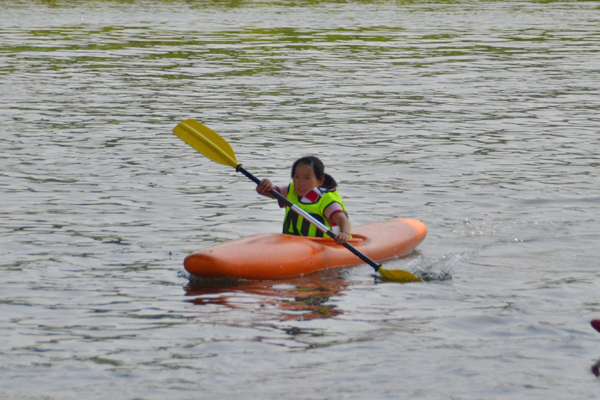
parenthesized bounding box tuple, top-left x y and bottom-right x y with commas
(291, 156, 337, 190)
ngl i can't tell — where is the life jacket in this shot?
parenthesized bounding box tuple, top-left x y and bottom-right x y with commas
(283, 182, 350, 238)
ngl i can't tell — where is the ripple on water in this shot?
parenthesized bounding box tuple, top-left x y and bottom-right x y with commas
(1, 1, 600, 399)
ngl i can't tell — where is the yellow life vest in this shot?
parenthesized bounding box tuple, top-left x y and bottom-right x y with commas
(283, 182, 349, 238)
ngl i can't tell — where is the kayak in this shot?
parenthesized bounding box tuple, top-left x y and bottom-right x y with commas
(184, 218, 427, 280)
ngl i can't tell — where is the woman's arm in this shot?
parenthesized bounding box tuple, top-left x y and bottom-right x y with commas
(330, 211, 351, 245)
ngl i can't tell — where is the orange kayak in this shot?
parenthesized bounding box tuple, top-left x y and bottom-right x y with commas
(184, 218, 427, 280)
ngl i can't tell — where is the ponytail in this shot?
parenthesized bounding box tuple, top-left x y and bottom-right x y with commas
(322, 173, 337, 190)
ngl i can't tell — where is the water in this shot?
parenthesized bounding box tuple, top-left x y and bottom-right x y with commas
(1, 0, 600, 398)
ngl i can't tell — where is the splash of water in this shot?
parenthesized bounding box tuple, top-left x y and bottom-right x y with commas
(405, 252, 472, 282)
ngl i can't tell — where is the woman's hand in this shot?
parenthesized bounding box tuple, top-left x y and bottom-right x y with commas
(257, 179, 274, 196)
(334, 232, 350, 245)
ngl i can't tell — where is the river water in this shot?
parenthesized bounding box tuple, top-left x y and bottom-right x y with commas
(1, 0, 599, 399)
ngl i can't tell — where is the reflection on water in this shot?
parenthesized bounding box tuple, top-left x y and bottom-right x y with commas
(185, 268, 349, 320)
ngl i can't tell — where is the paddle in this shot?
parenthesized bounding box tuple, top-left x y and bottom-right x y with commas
(173, 119, 422, 283)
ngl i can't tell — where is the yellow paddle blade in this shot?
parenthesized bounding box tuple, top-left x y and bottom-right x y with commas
(378, 267, 422, 283)
(173, 119, 239, 168)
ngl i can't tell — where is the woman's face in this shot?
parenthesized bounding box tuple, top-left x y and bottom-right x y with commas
(293, 163, 324, 198)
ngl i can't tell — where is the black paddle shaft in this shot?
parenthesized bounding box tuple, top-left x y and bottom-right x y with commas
(236, 165, 383, 271)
